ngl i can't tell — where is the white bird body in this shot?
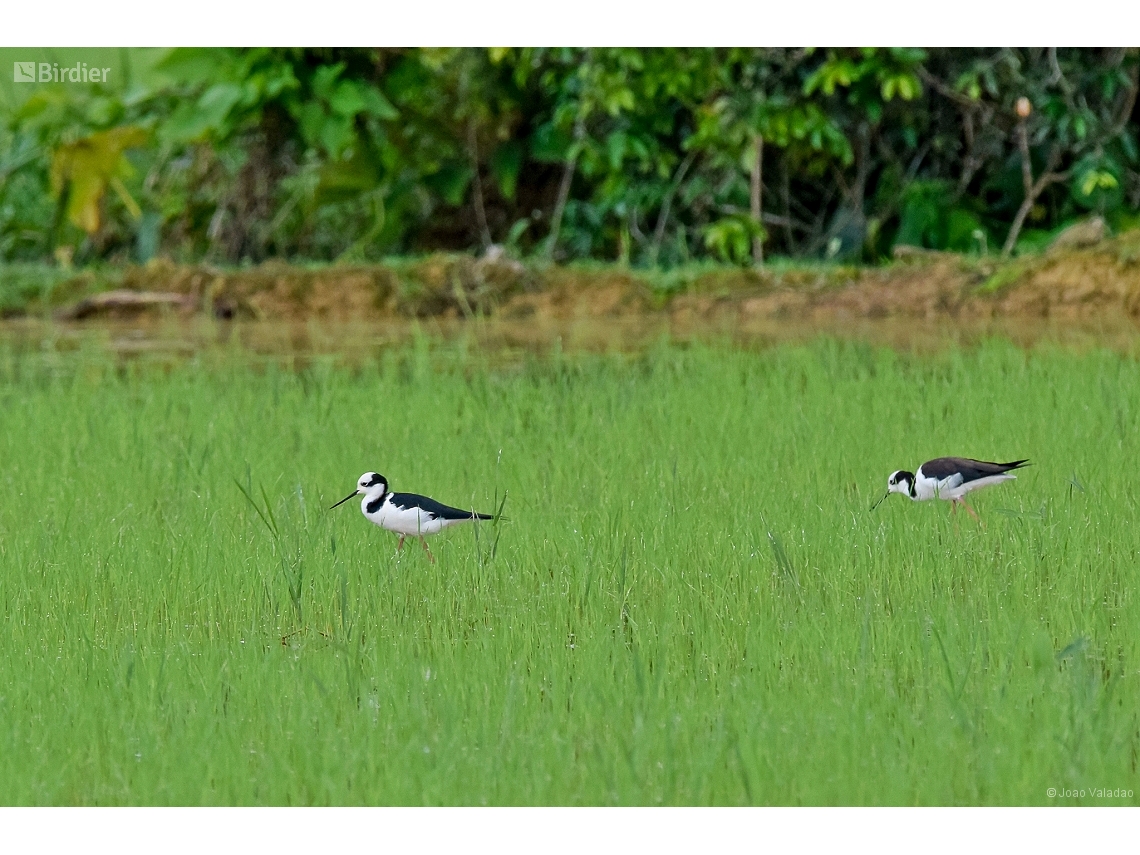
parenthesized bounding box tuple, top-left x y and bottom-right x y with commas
(874, 457, 1029, 522)
(360, 491, 481, 536)
(910, 466, 1020, 502)
(331, 472, 495, 561)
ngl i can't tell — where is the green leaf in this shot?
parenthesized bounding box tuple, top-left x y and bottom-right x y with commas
(311, 62, 346, 101)
(702, 215, 764, 265)
(318, 115, 356, 158)
(358, 86, 398, 120)
(530, 123, 573, 163)
(604, 88, 635, 115)
(199, 83, 244, 118)
(945, 208, 985, 252)
(329, 80, 367, 118)
(154, 47, 222, 85)
(317, 146, 381, 202)
(426, 163, 474, 206)
(1080, 170, 1117, 196)
(491, 141, 524, 200)
(293, 102, 329, 150)
(162, 83, 243, 142)
(263, 65, 299, 99)
(84, 97, 123, 128)
(896, 75, 919, 100)
(606, 132, 627, 170)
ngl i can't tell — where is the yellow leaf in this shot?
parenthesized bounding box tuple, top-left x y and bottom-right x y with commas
(1080, 170, 1116, 197)
(110, 176, 143, 221)
(50, 126, 148, 234)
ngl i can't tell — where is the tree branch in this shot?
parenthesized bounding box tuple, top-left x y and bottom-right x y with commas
(468, 121, 492, 251)
(1002, 141, 1066, 257)
(750, 133, 764, 266)
(712, 204, 810, 233)
(545, 111, 586, 260)
(873, 138, 931, 225)
(954, 106, 995, 200)
(1110, 62, 1140, 138)
(781, 156, 795, 254)
(649, 149, 697, 266)
(1047, 47, 1075, 97)
(918, 67, 977, 109)
(1018, 120, 1034, 200)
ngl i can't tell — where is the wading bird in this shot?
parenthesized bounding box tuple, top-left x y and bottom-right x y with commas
(871, 457, 1029, 522)
(330, 472, 495, 562)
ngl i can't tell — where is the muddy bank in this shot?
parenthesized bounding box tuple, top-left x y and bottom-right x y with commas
(10, 226, 1140, 330)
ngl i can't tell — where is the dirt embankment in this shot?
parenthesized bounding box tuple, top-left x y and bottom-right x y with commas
(38, 225, 1140, 328)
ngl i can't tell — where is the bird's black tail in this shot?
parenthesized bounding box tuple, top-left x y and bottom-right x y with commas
(1004, 459, 1031, 471)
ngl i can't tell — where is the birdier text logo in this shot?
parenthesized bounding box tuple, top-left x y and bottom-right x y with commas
(13, 61, 110, 83)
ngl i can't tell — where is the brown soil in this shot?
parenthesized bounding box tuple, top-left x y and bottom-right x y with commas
(36, 227, 1140, 333)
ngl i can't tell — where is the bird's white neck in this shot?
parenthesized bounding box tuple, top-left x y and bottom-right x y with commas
(359, 486, 388, 511)
(362, 486, 387, 499)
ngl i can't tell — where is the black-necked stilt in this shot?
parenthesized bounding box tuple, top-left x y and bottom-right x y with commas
(871, 457, 1030, 522)
(330, 472, 495, 562)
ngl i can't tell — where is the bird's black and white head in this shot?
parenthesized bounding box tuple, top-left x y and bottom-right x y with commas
(356, 471, 388, 497)
(330, 471, 388, 510)
(887, 470, 915, 497)
(871, 469, 915, 510)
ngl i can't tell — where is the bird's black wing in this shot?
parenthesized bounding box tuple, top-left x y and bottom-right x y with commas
(921, 457, 1029, 483)
(389, 492, 493, 521)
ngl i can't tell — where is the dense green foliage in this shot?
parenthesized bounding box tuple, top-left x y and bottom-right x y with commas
(0, 338, 1137, 804)
(1, 48, 1137, 268)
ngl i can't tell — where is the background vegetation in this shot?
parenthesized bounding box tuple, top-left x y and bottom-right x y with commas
(1, 48, 1137, 270)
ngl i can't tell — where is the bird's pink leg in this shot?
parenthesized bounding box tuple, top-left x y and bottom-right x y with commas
(960, 498, 983, 526)
(397, 535, 405, 552)
(420, 537, 436, 564)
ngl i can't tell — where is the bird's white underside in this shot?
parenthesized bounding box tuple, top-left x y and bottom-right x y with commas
(360, 496, 469, 536)
(913, 470, 1016, 501)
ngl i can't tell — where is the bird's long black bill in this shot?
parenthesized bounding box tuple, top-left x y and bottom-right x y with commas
(870, 491, 890, 512)
(329, 490, 359, 510)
